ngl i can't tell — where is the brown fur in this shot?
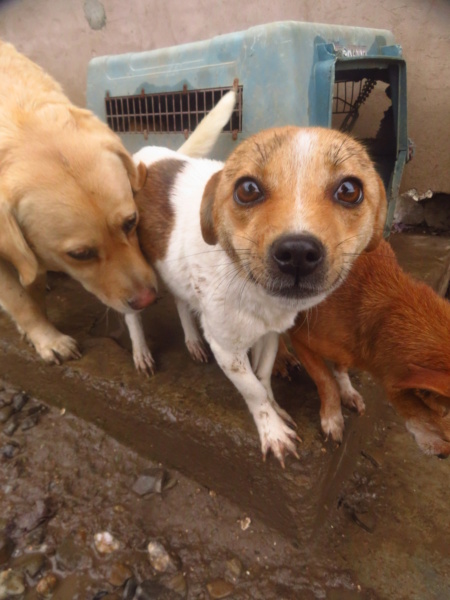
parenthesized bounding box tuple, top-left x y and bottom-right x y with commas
(281, 240, 450, 456)
(201, 127, 387, 296)
(136, 159, 186, 262)
(0, 41, 157, 363)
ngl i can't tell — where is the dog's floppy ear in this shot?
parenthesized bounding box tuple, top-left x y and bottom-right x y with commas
(109, 142, 147, 193)
(0, 193, 38, 286)
(119, 150, 148, 193)
(365, 176, 388, 252)
(200, 170, 222, 246)
(394, 363, 450, 398)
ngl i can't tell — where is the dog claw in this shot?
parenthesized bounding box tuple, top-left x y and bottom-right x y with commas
(321, 412, 345, 443)
(259, 416, 300, 467)
(134, 352, 156, 377)
(35, 333, 81, 364)
(186, 340, 209, 363)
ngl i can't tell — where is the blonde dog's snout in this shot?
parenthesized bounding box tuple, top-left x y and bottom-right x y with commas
(270, 234, 325, 279)
(127, 286, 157, 311)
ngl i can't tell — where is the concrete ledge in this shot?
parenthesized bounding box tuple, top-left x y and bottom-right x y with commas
(0, 272, 385, 540)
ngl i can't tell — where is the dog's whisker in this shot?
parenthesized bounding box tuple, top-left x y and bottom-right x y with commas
(334, 229, 385, 250)
(234, 233, 258, 247)
(163, 248, 252, 264)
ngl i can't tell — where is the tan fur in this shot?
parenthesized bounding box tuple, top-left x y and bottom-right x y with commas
(282, 240, 450, 456)
(0, 41, 157, 363)
(203, 127, 387, 295)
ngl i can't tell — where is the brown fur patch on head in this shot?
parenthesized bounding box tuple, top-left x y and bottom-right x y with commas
(135, 159, 186, 262)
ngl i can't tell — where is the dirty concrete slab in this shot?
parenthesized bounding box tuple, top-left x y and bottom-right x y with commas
(0, 236, 449, 599)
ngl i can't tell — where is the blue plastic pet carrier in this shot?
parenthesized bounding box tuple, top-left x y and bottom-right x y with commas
(86, 21, 410, 229)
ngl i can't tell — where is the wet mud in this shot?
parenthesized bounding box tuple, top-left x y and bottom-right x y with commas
(0, 234, 449, 599)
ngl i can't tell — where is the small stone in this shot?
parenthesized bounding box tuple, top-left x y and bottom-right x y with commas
(36, 572, 58, 597)
(0, 535, 14, 565)
(0, 568, 25, 598)
(94, 532, 120, 554)
(11, 392, 29, 413)
(1, 443, 18, 459)
(226, 556, 243, 579)
(0, 390, 14, 406)
(21, 413, 39, 431)
(3, 417, 19, 437)
(0, 407, 13, 425)
(239, 517, 251, 531)
(147, 540, 179, 573)
(132, 468, 167, 496)
(206, 578, 234, 599)
(107, 562, 133, 587)
(162, 571, 187, 597)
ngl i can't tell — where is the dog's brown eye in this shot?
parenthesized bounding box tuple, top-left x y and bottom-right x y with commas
(234, 178, 265, 206)
(334, 178, 363, 205)
(123, 213, 137, 234)
(67, 248, 97, 261)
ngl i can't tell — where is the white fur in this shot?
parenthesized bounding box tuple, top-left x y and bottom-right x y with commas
(127, 153, 332, 464)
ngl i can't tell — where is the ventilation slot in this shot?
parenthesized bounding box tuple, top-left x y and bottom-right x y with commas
(105, 85, 243, 136)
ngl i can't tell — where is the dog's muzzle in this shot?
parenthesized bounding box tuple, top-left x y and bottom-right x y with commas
(263, 233, 327, 299)
(271, 234, 324, 280)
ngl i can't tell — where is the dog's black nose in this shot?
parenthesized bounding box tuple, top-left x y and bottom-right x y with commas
(271, 234, 324, 277)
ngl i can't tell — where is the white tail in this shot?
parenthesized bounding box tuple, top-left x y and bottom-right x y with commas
(178, 90, 236, 158)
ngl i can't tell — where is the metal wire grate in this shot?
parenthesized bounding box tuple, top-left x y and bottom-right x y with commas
(105, 85, 243, 137)
(332, 79, 377, 133)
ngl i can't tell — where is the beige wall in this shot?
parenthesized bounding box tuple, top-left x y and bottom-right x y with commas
(0, 0, 449, 193)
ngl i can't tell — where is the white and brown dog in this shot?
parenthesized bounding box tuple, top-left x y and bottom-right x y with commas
(127, 126, 388, 465)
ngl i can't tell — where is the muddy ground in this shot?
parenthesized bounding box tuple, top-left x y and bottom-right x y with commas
(0, 233, 449, 600)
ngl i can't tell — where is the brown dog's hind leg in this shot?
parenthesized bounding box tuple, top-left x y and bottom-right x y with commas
(332, 364, 366, 414)
(289, 339, 345, 442)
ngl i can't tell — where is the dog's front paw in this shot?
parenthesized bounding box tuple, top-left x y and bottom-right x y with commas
(186, 339, 209, 363)
(34, 333, 81, 364)
(133, 346, 155, 377)
(321, 411, 345, 443)
(341, 389, 366, 415)
(257, 408, 300, 468)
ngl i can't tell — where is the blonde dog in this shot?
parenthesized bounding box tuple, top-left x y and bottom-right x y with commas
(126, 126, 388, 464)
(0, 41, 160, 363)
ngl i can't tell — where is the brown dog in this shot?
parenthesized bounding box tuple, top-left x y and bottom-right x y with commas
(0, 41, 157, 363)
(279, 239, 450, 457)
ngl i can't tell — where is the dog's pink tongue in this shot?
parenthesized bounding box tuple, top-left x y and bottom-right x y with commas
(128, 287, 157, 310)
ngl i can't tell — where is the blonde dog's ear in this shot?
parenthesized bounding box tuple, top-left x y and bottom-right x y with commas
(365, 176, 388, 252)
(200, 170, 222, 246)
(0, 195, 38, 286)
